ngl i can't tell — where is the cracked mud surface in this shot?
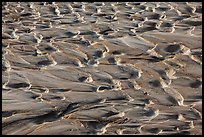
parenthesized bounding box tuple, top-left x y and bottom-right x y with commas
(2, 2, 202, 135)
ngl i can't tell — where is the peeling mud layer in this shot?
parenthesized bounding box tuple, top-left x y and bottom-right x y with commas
(2, 2, 202, 135)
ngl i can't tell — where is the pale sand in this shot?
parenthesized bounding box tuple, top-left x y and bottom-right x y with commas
(2, 2, 202, 135)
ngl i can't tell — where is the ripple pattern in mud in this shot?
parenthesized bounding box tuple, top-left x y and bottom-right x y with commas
(2, 2, 202, 135)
